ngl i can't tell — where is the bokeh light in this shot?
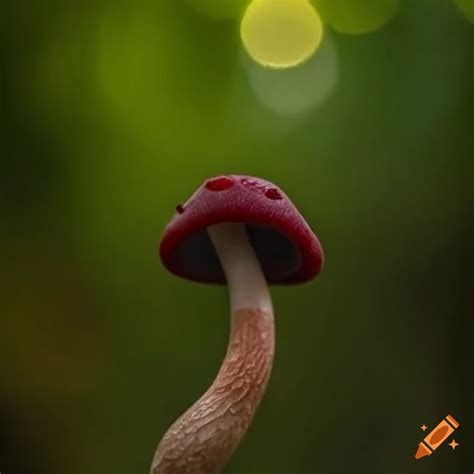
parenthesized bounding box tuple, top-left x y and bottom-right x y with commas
(186, 0, 249, 19)
(241, 0, 323, 68)
(242, 32, 339, 115)
(313, 0, 399, 34)
(454, 0, 474, 24)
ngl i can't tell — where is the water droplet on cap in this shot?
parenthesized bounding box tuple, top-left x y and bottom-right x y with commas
(205, 176, 235, 191)
(264, 188, 283, 200)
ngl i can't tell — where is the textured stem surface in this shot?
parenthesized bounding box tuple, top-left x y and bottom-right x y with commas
(151, 224, 274, 474)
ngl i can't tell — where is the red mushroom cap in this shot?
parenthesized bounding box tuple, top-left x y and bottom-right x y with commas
(159, 175, 324, 285)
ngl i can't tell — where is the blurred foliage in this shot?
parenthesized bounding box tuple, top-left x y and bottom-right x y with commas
(454, 0, 474, 24)
(187, 0, 250, 19)
(1, 1, 473, 474)
(313, 0, 399, 34)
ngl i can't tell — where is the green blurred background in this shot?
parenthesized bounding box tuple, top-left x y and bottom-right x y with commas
(1, 0, 473, 473)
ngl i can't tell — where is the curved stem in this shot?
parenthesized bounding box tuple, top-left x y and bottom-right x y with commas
(151, 224, 274, 474)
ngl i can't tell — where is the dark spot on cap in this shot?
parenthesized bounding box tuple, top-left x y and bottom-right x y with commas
(264, 188, 282, 200)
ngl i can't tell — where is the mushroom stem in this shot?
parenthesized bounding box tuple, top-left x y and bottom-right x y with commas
(208, 223, 273, 315)
(151, 223, 275, 474)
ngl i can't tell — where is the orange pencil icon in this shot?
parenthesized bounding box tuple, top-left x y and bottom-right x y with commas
(415, 415, 460, 459)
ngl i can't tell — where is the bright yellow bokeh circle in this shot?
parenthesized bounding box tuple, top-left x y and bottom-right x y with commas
(241, 0, 324, 69)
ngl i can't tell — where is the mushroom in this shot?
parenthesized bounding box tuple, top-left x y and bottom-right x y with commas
(151, 175, 324, 474)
